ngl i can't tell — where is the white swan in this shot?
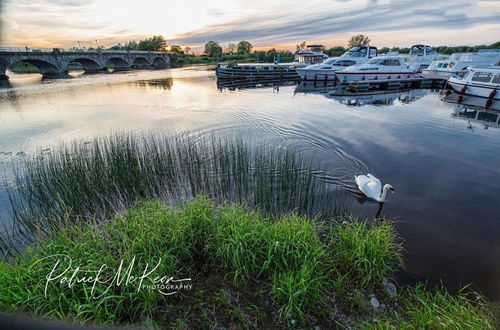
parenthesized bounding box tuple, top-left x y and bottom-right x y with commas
(354, 174, 394, 202)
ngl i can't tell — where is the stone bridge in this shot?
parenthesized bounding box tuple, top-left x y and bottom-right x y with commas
(0, 49, 170, 79)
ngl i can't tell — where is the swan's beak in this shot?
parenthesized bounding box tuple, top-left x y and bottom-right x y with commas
(390, 188, 395, 193)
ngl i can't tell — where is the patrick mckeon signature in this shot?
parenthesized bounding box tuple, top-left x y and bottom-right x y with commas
(30, 254, 192, 299)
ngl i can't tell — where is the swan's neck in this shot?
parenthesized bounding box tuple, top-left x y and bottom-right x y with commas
(380, 185, 391, 202)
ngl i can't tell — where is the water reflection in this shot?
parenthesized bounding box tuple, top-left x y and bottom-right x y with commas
(453, 105, 500, 130)
(132, 78, 174, 90)
(217, 78, 298, 92)
(294, 81, 431, 106)
(0, 67, 499, 299)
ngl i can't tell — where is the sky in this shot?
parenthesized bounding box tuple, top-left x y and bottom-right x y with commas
(0, 0, 499, 52)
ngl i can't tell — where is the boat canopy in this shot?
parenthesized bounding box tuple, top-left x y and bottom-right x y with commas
(409, 44, 438, 56)
(340, 46, 377, 58)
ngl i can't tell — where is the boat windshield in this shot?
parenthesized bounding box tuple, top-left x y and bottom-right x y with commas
(341, 47, 367, 58)
(323, 58, 337, 64)
(410, 45, 438, 56)
(365, 58, 402, 66)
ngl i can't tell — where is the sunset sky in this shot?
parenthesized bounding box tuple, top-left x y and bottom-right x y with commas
(1, 0, 499, 51)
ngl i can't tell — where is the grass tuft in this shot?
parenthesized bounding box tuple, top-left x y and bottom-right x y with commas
(327, 219, 403, 292)
(366, 284, 494, 329)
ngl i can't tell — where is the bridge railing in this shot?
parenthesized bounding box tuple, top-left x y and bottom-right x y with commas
(0, 47, 166, 55)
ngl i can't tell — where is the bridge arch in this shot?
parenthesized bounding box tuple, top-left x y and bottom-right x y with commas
(8, 59, 59, 74)
(105, 57, 130, 71)
(66, 58, 102, 72)
(152, 56, 167, 69)
(132, 57, 151, 69)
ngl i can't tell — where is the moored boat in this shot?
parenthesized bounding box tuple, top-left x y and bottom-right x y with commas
(405, 44, 443, 72)
(293, 45, 329, 66)
(296, 46, 378, 81)
(447, 65, 500, 105)
(423, 50, 500, 77)
(335, 56, 418, 83)
(215, 63, 300, 79)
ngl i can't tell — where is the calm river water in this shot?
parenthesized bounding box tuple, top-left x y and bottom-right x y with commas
(0, 67, 499, 299)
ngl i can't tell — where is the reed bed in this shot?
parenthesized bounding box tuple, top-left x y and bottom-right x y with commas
(3, 133, 350, 253)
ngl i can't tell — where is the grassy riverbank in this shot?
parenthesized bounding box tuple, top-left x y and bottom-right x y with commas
(0, 135, 494, 328)
(0, 197, 493, 328)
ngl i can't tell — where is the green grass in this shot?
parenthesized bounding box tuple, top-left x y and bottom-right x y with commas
(5, 134, 350, 253)
(0, 198, 493, 328)
(328, 219, 403, 292)
(365, 284, 494, 329)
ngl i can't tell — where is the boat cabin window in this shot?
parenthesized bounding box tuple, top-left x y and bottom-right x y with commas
(442, 63, 448, 68)
(410, 45, 437, 56)
(471, 72, 493, 83)
(323, 58, 337, 65)
(367, 58, 401, 66)
(341, 46, 368, 58)
(335, 60, 356, 66)
(437, 63, 443, 68)
(425, 46, 437, 55)
(410, 45, 425, 56)
(369, 47, 377, 57)
(492, 74, 500, 84)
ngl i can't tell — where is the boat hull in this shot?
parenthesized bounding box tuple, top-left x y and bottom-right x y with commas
(422, 69, 464, 77)
(335, 72, 418, 83)
(448, 78, 500, 101)
(295, 68, 339, 81)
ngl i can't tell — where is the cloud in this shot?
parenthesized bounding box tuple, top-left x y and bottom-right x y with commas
(172, 0, 500, 46)
(1, 0, 499, 48)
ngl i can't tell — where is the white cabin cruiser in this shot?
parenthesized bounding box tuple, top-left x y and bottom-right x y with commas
(447, 64, 500, 106)
(335, 56, 417, 83)
(423, 50, 500, 77)
(293, 46, 329, 66)
(405, 44, 442, 72)
(296, 46, 377, 80)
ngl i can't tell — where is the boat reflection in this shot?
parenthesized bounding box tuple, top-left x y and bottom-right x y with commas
(216, 78, 433, 106)
(216, 78, 299, 92)
(326, 89, 430, 107)
(442, 91, 500, 112)
(295, 80, 432, 106)
(129, 78, 174, 90)
(452, 104, 500, 130)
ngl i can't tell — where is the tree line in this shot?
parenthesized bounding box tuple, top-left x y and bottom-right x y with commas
(107, 35, 500, 65)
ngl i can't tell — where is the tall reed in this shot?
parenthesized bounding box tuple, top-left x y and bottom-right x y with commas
(5, 133, 350, 252)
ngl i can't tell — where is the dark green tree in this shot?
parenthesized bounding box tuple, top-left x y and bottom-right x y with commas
(237, 41, 253, 54)
(379, 47, 391, 54)
(326, 46, 346, 57)
(138, 35, 167, 51)
(169, 45, 184, 54)
(204, 41, 222, 57)
(348, 34, 371, 48)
